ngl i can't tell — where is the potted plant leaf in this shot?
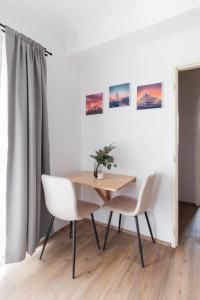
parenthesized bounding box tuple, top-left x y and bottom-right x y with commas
(90, 143, 117, 179)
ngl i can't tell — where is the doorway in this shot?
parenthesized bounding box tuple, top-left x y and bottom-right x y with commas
(176, 66, 200, 243)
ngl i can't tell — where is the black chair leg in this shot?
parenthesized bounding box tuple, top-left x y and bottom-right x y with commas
(145, 211, 155, 244)
(70, 221, 72, 240)
(91, 213, 101, 249)
(134, 216, 144, 268)
(72, 221, 77, 279)
(118, 214, 122, 233)
(103, 211, 113, 251)
(39, 216, 55, 260)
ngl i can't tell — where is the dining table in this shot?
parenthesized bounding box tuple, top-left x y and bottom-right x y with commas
(67, 171, 136, 202)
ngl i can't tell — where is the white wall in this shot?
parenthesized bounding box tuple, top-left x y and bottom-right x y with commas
(2, 5, 200, 243)
(78, 9, 200, 244)
(47, 53, 81, 231)
(179, 68, 200, 204)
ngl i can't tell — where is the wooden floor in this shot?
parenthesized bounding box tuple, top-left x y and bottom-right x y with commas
(0, 203, 200, 300)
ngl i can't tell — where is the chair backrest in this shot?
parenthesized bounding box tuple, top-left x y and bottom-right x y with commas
(41, 175, 78, 221)
(134, 173, 157, 215)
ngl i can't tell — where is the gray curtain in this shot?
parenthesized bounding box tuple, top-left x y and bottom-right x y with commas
(5, 27, 50, 263)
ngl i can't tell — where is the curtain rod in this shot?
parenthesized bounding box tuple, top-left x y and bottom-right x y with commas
(0, 22, 52, 56)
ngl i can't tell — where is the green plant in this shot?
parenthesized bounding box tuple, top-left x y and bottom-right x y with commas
(90, 143, 117, 177)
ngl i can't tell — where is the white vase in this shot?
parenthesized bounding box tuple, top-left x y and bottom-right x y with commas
(97, 171, 104, 180)
(94, 163, 104, 179)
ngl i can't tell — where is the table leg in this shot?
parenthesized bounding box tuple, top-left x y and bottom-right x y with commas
(95, 188, 111, 202)
(105, 190, 110, 200)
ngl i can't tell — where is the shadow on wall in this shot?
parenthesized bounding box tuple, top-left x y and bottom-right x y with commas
(150, 173, 161, 210)
(117, 173, 161, 238)
(150, 173, 162, 239)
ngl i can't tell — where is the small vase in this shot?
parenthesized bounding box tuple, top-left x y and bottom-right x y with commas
(94, 163, 104, 179)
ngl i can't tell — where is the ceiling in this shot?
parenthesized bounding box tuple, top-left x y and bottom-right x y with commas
(1, 0, 200, 54)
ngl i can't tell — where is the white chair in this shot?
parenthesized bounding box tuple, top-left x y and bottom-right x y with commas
(40, 175, 101, 279)
(102, 173, 157, 268)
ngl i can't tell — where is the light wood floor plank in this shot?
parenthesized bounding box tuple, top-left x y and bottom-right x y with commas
(0, 203, 199, 300)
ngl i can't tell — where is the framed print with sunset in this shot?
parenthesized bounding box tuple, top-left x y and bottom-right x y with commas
(137, 83, 162, 110)
(86, 93, 103, 115)
(109, 83, 130, 108)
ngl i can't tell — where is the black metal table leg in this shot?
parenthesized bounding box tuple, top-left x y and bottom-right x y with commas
(72, 221, 77, 279)
(103, 211, 113, 251)
(118, 214, 122, 233)
(40, 216, 55, 260)
(91, 213, 101, 249)
(134, 216, 145, 268)
(144, 211, 155, 243)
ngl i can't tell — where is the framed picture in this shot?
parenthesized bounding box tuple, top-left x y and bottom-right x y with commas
(109, 83, 130, 108)
(137, 82, 162, 110)
(86, 93, 103, 115)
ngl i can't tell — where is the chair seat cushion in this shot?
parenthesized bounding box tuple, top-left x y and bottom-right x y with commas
(76, 200, 100, 220)
(103, 196, 137, 216)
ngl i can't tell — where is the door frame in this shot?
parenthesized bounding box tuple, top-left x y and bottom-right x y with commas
(173, 61, 200, 247)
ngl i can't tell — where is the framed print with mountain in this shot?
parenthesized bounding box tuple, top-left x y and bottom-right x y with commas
(86, 93, 103, 115)
(109, 83, 130, 108)
(137, 82, 162, 110)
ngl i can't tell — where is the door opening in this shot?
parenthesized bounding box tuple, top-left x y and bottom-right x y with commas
(174, 64, 200, 246)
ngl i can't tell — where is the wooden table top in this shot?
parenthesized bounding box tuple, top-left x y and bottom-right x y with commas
(67, 171, 136, 192)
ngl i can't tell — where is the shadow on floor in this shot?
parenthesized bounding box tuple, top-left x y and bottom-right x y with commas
(179, 201, 200, 239)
